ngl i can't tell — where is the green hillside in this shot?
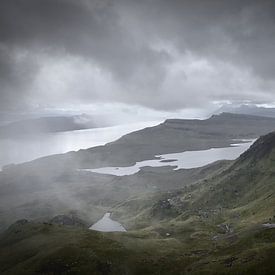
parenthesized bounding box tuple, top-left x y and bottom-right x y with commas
(0, 132, 275, 274)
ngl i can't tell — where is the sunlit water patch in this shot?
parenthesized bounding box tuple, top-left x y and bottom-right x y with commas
(0, 121, 160, 169)
(89, 213, 126, 232)
(80, 140, 255, 176)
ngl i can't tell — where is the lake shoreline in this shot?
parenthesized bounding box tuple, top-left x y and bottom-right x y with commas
(79, 140, 255, 176)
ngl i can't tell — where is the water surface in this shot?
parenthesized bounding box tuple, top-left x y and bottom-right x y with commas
(89, 213, 126, 232)
(81, 140, 255, 176)
(0, 121, 160, 168)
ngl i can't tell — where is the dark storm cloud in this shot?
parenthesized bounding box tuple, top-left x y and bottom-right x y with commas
(119, 0, 275, 78)
(0, 0, 275, 111)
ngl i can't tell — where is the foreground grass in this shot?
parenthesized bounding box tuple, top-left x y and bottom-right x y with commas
(0, 220, 274, 275)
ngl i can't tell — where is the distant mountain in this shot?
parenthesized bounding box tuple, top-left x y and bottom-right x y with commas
(0, 114, 107, 137)
(216, 104, 275, 118)
(2, 112, 275, 169)
(72, 112, 275, 168)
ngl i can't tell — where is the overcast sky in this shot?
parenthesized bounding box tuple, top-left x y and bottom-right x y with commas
(0, 0, 275, 117)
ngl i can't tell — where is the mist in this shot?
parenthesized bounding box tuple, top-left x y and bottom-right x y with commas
(0, 1, 275, 274)
(0, 120, 161, 169)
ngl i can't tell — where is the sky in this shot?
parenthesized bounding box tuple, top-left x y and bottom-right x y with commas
(0, 0, 275, 119)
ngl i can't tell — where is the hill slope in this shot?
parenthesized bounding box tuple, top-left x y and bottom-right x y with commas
(0, 131, 275, 274)
(1, 113, 275, 231)
(7, 112, 275, 170)
(113, 131, 275, 230)
(76, 112, 275, 167)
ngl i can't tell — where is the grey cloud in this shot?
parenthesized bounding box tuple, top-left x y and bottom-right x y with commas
(119, 0, 275, 79)
(0, 0, 275, 112)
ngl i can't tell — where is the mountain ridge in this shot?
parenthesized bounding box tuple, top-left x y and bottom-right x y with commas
(3, 112, 275, 173)
(216, 104, 275, 118)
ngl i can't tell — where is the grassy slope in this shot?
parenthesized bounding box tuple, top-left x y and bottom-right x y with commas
(114, 133, 275, 230)
(2, 112, 275, 231)
(0, 221, 131, 275)
(0, 159, 230, 232)
(1, 131, 275, 274)
(0, 221, 274, 275)
(109, 132, 275, 274)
